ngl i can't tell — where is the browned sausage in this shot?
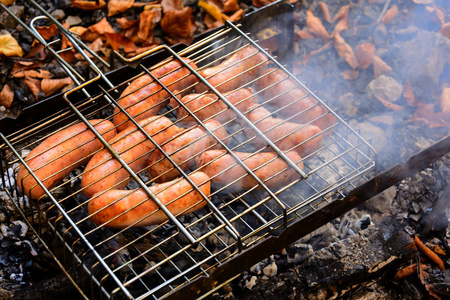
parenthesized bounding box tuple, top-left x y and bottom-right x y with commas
(196, 45, 269, 93)
(196, 150, 304, 191)
(88, 171, 210, 228)
(146, 119, 228, 183)
(17, 119, 117, 199)
(170, 88, 255, 125)
(81, 116, 183, 198)
(243, 104, 323, 157)
(113, 57, 198, 132)
(253, 68, 337, 136)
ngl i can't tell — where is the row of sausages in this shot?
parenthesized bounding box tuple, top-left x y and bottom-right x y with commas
(17, 44, 336, 228)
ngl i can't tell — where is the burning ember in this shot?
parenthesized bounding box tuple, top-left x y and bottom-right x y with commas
(0, 0, 449, 299)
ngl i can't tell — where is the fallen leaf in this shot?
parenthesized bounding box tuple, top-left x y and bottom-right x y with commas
(341, 69, 359, 80)
(333, 17, 348, 34)
(74, 37, 104, 60)
(161, 7, 197, 38)
(355, 43, 375, 69)
(69, 26, 88, 37)
(433, 244, 447, 256)
(132, 43, 159, 56)
(108, 0, 135, 17)
(0, 33, 23, 57)
(72, 0, 107, 10)
(439, 86, 450, 113)
(35, 24, 59, 41)
(310, 40, 332, 56)
(60, 23, 75, 63)
(199, 0, 226, 22)
(381, 5, 398, 24)
(252, 0, 276, 8)
(104, 32, 137, 52)
(229, 9, 244, 22)
(24, 76, 42, 100)
(11, 69, 53, 79)
(210, 0, 239, 13)
(41, 77, 74, 97)
(0, 84, 14, 108)
(116, 17, 139, 30)
(375, 95, 404, 111)
(372, 55, 392, 78)
(296, 30, 315, 39)
(410, 103, 450, 128)
(412, 0, 434, 4)
(89, 18, 116, 35)
(333, 32, 358, 69)
(24, 43, 47, 60)
(319, 2, 332, 23)
(161, 0, 183, 12)
(0, 0, 16, 5)
(403, 81, 417, 107)
(332, 4, 350, 22)
(203, 13, 224, 30)
(137, 8, 162, 43)
(306, 9, 329, 39)
(438, 23, 450, 39)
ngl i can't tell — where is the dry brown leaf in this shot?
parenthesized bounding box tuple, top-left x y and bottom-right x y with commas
(296, 30, 315, 39)
(132, 43, 159, 56)
(410, 103, 450, 128)
(440, 86, 450, 113)
(35, 24, 59, 41)
(375, 95, 404, 111)
(334, 17, 348, 34)
(199, 0, 226, 22)
(310, 40, 332, 56)
(355, 43, 375, 69)
(161, 0, 183, 12)
(0, 0, 16, 5)
(319, 2, 332, 23)
(137, 9, 162, 43)
(69, 26, 88, 37)
(439, 23, 450, 39)
(372, 55, 392, 78)
(433, 5, 446, 25)
(306, 9, 329, 39)
(60, 22, 75, 63)
(252, 0, 276, 8)
(104, 32, 137, 52)
(116, 17, 139, 30)
(341, 69, 359, 80)
(210, 0, 239, 13)
(412, 0, 434, 4)
(24, 77, 42, 100)
(161, 7, 197, 38)
(72, 0, 107, 10)
(0, 84, 14, 109)
(24, 43, 46, 60)
(403, 81, 417, 107)
(89, 18, 116, 35)
(229, 9, 244, 22)
(332, 4, 350, 22)
(333, 32, 358, 69)
(203, 13, 224, 30)
(108, 0, 135, 17)
(0, 33, 23, 57)
(41, 77, 74, 97)
(74, 37, 104, 60)
(12, 69, 53, 79)
(382, 5, 398, 24)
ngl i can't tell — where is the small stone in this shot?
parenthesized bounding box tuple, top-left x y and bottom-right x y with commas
(365, 186, 396, 213)
(0, 6, 25, 29)
(365, 75, 403, 103)
(50, 9, 65, 20)
(65, 15, 82, 27)
(262, 261, 277, 277)
(245, 276, 257, 290)
(338, 93, 358, 117)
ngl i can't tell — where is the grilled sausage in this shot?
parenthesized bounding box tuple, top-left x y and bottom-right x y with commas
(146, 119, 228, 183)
(17, 119, 117, 199)
(88, 171, 210, 228)
(196, 45, 269, 93)
(170, 88, 255, 125)
(243, 104, 323, 157)
(196, 150, 304, 191)
(113, 58, 198, 132)
(254, 68, 337, 136)
(81, 116, 183, 198)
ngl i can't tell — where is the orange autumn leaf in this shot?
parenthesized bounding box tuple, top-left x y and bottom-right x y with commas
(381, 5, 398, 24)
(11, 69, 53, 79)
(161, 7, 197, 38)
(203, 13, 224, 30)
(60, 22, 75, 63)
(433, 244, 447, 256)
(332, 4, 350, 22)
(41, 77, 74, 97)
(69, 26, 88, 38)
(252, 0, 276, 8)
(0, 84, 14, 109)
(108, 0, 135, 17)
(132, 43, 159, 56)
(229, 9, 244, 22)
(375, 95, 404, 111)
(138, 8, 162, 43)
(319, 2, 332, 23)
(403, 81, 417, 107)
(297, 30, 315, 39)
(355, 43, 375, 69)
(439, 23, 450, 39)
(341, 69, 359, 80)
(199, 0, 226, 22)
(433, 5, 446, 25)
(35, 24, 59, 41)
(74, 37, 104, 60)
(116, 17, 139, 30)
(0, 33, 23, 57)
(72, 0, 107, 10)
(0, 0, 16, 5)
(161, 0, 183, 12)
(372, 55, 392, 78)
(410, 103, 450, 128)
(24, 77, 42, 100)
(439, 86, 450, 113)
(210, 0, 239, 13)
(334, 17, 348, 34)
(104, 32, 137, 52)
(306, 9, 329, 39)
(24, 43, 46, 60)
(333, 32, 358, 69)
(89, 18, 116, 35)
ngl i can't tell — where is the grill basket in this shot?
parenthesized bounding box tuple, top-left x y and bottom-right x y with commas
(0, 2, 376, 299)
